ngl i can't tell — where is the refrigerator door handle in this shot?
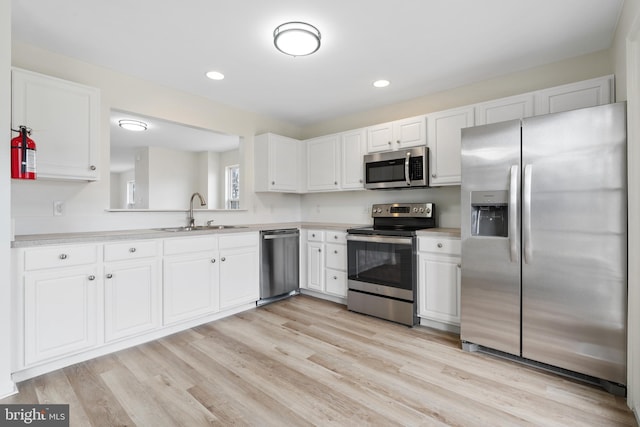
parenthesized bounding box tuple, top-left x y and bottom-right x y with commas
(523, 164, 533, 264)
(509, 165, 519, 263)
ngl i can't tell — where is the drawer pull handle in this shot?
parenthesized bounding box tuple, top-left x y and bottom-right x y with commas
(221, 257, 226, 262)
(90, 165, 97, 171)
(334, 250, 338, 254)
(106, 273, 113, 279)
(211, 259, 216, 263)
(333, 276, 337, 280)
(59, 254, 68, 260)
(334, 235, 338, 239)
(312, 234, 316, 237)
(88, 275, 96, 281)
(318, 249, 322, 253)
(129, 247, 137, 253)
(437, 243, 443, 248)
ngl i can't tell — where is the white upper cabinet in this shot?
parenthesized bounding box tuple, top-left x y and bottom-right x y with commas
(475, 93, 535, 125)
(367, 115, 426, 153)
(534, 75, 614, 115)
(11, 68, 100, 181)
(254, 133, 302, 193)
(426, 106, 474, 186)
(306, 134, 340, 191)
(341, 128, 366, 190)
(306, 128, 367, 192)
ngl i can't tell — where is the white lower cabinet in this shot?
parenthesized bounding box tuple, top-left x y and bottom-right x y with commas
(302, 229, 347, 299)
(163, 236, 220, 325)
(417, 236, 461, 328)
(14, 232, 262, 378)
(104, 240, 161, 343)
(22, 244, 101, 366)
(218, 233, 260, 310)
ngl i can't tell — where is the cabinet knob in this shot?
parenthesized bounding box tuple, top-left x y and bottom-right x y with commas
(221, 257, 226, 262)
(90, 165, 97, 171)
(106, 273, 113, 279)
(437, 243, 443, 248)
(431, 174, 436, 178)
(211, 258, 216, 263)
(387, 141, 392, 145)
(272, 181, 275, 185)
(334, 250, 338, 254)
(88, 275, 96, 281)
(312, 234, 316, 237)
(396, 140, 400, 144)
(129, 247, 137, 253)
(333, 276, 338, 280)
(318, 249, 322, 253)
(457, 264, 461, 269)
(334, 181, 338, 185)
(359, 179, 363, 183)
(59, 254, 68, 260)
(334, 235, 338, 239)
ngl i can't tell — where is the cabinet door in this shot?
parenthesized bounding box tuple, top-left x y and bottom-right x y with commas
(395, 115, 427, 149)
(11, 68, 100, 180)
(427, 106, 474, 186)
(24, 266, 98, 365)
(270, 134, 300, 192)
(306, 242, 325, 292)
(104, 259, 160, 342)
(418, 254, 461, 325)
(366, 122, 394, 153)
(534, 75, 613, 115)
(219, 246, 259, 310)
(163, 252, 219, 325)
(341, 129, 366, 190)
(307, 135, 340, 191)
(475, 93, 534, 125)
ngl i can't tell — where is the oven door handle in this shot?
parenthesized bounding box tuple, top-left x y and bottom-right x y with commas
(347, 235, 413, 245)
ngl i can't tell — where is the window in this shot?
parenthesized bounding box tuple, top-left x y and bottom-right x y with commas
(126, 180, 136, 208)
(225, 164, 240, 209)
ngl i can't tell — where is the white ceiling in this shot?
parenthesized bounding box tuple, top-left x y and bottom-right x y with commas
(11, 0, 624, 127)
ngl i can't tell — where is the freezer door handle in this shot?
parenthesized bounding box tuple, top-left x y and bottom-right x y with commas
(523, 164, 533, 264)
(509, 165, 519, 263)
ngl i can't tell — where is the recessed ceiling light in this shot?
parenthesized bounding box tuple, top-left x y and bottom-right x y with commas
(373, 80, 390, 88)
(118, 119, 148, 131)
(205, 71, 225, 80)
(273, 21, 321, 56)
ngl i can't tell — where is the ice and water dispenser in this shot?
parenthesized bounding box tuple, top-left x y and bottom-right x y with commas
(470, 191, 509, 237)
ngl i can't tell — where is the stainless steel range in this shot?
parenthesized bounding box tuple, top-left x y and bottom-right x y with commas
(347, 202, 435, 326)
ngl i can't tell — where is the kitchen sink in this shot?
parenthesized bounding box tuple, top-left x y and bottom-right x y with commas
(155, 225, 248, 232)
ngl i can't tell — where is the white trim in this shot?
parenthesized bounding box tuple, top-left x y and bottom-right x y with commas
(626, 13, 640, 420)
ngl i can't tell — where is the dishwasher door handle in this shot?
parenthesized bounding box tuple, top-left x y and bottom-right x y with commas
(263, 233, 299, 240)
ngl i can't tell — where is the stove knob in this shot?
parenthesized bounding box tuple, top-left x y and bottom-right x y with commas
(413, 207, 418, 213)
(419, 208, 424, 213)
(426, 208, 431, 214)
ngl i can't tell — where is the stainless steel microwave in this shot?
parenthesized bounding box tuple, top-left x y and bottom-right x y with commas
(364, 146, 429, 189)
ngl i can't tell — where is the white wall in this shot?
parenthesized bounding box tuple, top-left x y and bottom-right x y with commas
(1, 0, 16, 399)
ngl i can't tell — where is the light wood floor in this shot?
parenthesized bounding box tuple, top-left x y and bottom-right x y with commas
(2, 295, 637, 426)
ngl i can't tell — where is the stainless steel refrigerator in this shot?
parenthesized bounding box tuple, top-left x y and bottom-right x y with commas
(460, 102, 627, 394)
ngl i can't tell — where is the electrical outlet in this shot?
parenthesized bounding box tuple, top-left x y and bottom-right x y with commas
(53, 201, 64, 216)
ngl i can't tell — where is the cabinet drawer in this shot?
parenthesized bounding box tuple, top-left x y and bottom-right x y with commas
(326, 243, 346, 270)
(219, 232, 259, 250)
(307, 230, 325, 242)
(164, 236, 218, 255)
(418, 237, 461, 256)
(24, 244, 99, 271)
(326, 268, 347, 297)
(104, 240, 159, 262)
(326, 231, 347, 244)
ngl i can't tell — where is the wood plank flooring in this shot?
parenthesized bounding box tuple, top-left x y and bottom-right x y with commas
(2, 295, 637, 426)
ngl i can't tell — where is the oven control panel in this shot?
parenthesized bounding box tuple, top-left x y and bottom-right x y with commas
(371, 203, 434, 218)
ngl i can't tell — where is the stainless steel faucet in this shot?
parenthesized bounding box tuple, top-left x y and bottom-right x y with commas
(188, 192, 206, 228)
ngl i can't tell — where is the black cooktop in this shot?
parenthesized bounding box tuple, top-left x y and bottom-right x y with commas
(347, 226, 427, 237)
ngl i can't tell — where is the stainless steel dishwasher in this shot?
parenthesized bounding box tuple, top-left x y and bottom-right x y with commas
(259, 229, 300, 305)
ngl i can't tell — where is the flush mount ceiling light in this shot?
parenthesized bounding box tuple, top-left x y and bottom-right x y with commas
(373, 79, 390, 88)
(118, 119, 148, 132)
(273, 21, 321, 57)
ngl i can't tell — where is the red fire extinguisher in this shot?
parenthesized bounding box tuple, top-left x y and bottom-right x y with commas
(11, 126, 36, 180)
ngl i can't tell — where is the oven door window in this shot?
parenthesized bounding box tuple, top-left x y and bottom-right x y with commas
(347, 238, 413, 290)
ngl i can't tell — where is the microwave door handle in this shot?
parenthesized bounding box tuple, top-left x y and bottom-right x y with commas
(405, 152, 411, 186)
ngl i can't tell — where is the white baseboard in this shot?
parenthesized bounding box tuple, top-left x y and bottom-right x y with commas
(0, 379, 17, 400)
